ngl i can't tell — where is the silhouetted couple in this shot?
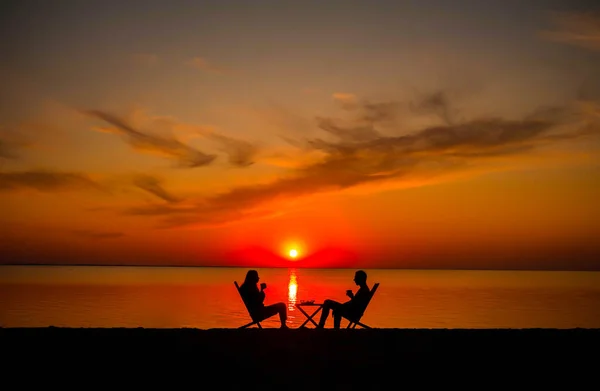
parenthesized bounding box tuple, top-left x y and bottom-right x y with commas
(239, 269, 371, 329)
(239, 270, 288, 329)
(317, 270, 371, 329)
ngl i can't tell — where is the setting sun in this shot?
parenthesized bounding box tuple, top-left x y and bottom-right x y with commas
(289, 249, 298, 259)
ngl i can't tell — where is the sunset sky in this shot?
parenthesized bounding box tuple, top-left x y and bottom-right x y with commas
(1, 0, 599, 270)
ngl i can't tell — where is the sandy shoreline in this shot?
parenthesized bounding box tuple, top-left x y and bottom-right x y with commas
(2, 327, 598, 386)
(3, 327, 598, 355)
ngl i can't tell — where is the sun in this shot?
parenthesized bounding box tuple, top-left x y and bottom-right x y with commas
(282, 240, 304, 260)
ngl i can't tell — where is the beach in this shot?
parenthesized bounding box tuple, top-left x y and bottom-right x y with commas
(2, 327, 598, 387)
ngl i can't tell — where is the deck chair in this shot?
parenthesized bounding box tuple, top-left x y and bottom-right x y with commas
(234, 281, 278, 329)
(344, 282, 379, 329)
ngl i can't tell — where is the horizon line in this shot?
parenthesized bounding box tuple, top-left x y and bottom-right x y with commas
(1, 263, 598, 273)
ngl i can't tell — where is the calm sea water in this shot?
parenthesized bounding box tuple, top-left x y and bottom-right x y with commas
(1, 266, 599, 329)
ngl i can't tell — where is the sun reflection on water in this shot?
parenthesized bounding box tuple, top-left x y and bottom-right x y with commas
(288, 269, 297, 312)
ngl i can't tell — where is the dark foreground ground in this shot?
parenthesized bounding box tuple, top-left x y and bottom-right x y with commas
(2, 328, 599, 388)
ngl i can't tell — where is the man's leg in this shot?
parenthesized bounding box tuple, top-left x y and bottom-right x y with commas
(333, 302, 352, 329)
(317, 299, 342, 328)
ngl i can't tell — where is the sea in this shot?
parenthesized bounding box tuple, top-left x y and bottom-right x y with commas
(1, 265, 599, 329)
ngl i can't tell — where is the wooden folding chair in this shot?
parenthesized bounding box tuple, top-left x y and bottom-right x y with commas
(344, 282, 380, 329)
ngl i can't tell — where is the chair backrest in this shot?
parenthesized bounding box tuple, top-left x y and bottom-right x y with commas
(234, 281, 259, 322)
(353, 282, 380, 321)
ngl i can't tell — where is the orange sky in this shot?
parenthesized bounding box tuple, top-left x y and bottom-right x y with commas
(1, 1, 599, 270)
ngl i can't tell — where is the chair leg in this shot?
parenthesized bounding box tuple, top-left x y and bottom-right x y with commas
(344, 318, 370, 329)
(239, 321, 261, 329)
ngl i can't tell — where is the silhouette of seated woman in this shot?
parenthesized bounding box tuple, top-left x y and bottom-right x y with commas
(317, 270, 371, 329)
(239, 270, 288, 329)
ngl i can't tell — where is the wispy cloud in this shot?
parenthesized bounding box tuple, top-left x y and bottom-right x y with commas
(0, 170, 100, 192)
(409, 91, 461, 125)
(541, 11, 600, 51)
(121, 92, 600, 229)
(83, 109, 259, 168)
(207, 132, 258, 167)
(132, 174, 181, 203)
(82, 110, 217, 168)
(186, 57, 228, 74)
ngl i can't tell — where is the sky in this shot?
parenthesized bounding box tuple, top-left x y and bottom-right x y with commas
(1, 0, 599, 270)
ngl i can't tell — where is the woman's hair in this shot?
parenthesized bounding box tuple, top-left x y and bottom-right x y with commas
(243, 270, 259, 285)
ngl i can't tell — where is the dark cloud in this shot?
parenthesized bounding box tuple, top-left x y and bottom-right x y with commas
(132, 174, 180, 203)
(123, 93, 599, 229)
(82, 110, 217, 168)
(71, 230, 125, 239)
(207, 133, 258, 167)
(333, 95, 400, 124)
(409, 91, 460, 125)
(316, 117, 381, 143)
(0, 170, 100, 192)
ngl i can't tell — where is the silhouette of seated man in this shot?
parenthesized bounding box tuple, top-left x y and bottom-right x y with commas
(317, 270, 371, 329)
(239, 270, 288, 329)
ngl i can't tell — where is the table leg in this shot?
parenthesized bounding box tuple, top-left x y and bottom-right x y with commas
(297, 306, 323, 328)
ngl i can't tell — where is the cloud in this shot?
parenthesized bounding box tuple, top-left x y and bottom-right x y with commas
(71, 230, 125, 239)
(121, 92, 600, 229)
(206, 132, 258, 167)
(186, 57, 228, 74)
(409, 91, 460, 125)
(541, 11, 600, 51)
(132, 174, 180, 203)
(82, 110, 217, 168)
(332, 92, 358, 106)
(332, 92, 400, 124)
(84, 109, 259, 168)
(312, 93, 403, 144)
(0, 170, 100, 192)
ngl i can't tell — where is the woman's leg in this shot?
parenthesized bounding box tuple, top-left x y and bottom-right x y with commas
(262, 302, 288, 327)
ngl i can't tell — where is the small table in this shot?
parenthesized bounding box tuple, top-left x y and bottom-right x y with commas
(295, 302, 324, 328)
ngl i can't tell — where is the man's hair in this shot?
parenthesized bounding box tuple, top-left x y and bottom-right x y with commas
(355, 270, 367, 282)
